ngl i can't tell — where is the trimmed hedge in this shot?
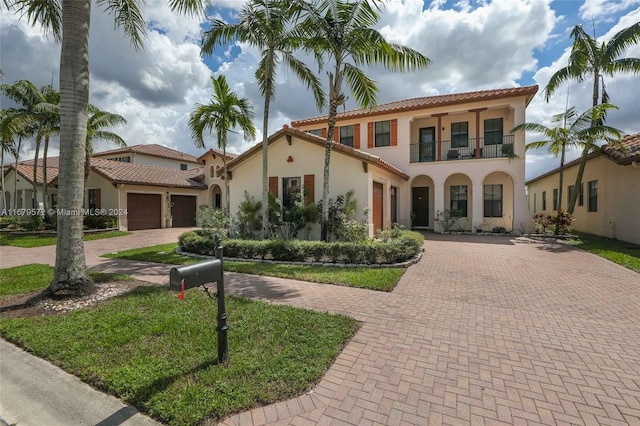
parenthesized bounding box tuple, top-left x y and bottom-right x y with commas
(179, 230, 424, 265)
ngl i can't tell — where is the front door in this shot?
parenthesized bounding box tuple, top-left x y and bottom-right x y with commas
(412, 187, 429, 227)
(373, 182, 383, 233)
(419, 127, 436, 162)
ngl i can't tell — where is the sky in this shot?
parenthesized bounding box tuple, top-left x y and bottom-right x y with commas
(1, 0, 639, 181)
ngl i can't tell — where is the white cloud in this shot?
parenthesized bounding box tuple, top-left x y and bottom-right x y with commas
(579, 0, 640, 20)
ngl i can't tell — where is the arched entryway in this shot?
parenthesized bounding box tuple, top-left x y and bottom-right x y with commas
(410, 175, 435, 229)
(444, 173, 473, 231)
(210, 184, 222, 209)
(482, 171, 515, 231)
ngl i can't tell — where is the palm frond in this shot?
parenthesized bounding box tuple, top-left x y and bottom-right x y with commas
(602, 21, 640, 64)
(167, 0, 210, 17)
(282, 51, 325, 111)
(3, 0, 62, 41)
(605, 57, 640, 76)
(511, 122, 551, 135)
(343, 63, 377, 109)
(97, 0, 147, 50)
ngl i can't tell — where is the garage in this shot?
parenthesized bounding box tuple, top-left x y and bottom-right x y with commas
(171, 195, 197, 227)
(127, 193, 162, 231)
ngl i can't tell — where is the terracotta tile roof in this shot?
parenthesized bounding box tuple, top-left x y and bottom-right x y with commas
(20, 157, 60, 168)
(197, 148, 237, 162)
(225, 125, 409, 181)
(93, 144, 201, 164)
(291, 85, 539, 126)
(601, 132, 640, 165)
(3, 164, 59, 185)
(91, 158, 207, 189)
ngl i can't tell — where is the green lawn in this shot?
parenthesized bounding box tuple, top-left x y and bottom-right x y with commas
(0, 230, 130, 248)
(569, 232, 640, 273)
(102, 243, 405, 291)
(0, 265, 359, 425)
(0, 264, 132, 298)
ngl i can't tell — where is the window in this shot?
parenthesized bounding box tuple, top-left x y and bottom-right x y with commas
(553, 188, 559, 210)
(451, 122, 469, 148)
(340, 125, 355, 147)
(307, 129, 322, 136)
(484, 185, 502, 217)
(484, 118, 503, 145)
(390, 186, 398, 223)
(51, 193, 58, 209)
(108, 156, 131, 162)
(88, 189, 100, 210)
(533, 193, 537, 213)
(588, 180, 598, 212)
(210, 165, 215, 178)
(180, 164, 188, 170)
(542, 191, 547, 210)
(282, 177, 301, 209)
(375, 120, 390, 147)
(450, 185, 468, 217)
(579, 183, 584, 206)
(568, 185, 574, 206)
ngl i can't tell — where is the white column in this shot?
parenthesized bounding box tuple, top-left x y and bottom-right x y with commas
(472, 182, 484, 233)
(433, 181, 445, 232)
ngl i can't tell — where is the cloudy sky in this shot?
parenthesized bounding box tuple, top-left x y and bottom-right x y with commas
(1, 0, 639, 180)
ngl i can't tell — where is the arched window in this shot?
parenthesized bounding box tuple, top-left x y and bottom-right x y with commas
(210, 165, 215, 178)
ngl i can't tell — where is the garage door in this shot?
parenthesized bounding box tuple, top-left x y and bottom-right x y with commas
(127, 193, 162, 231)
(171, 195, 197, 227)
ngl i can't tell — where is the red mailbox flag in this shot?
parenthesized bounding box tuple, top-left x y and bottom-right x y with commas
(178, 279, 185, 300)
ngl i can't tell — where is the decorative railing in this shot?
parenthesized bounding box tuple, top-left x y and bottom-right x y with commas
(409, 135, 515, 163)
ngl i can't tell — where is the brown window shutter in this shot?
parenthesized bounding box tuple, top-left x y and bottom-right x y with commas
(321, 128, 327, 138)
(333, 126, 339, 142)
(304, 174, 315, 203)
(269, 176, 278, 197)
(391, 119, 398, 146)
(354, 123, 361, 149)
(96, 188, 101, 209)
(367, 122, 374, 148)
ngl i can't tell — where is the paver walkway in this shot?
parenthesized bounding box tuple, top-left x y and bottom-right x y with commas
(1, 230, 640, 425)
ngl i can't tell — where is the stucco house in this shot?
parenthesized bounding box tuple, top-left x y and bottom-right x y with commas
(224, 85, 538, 237)
(526, 133, 640, 245)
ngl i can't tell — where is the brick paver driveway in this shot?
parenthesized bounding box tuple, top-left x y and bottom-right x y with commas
(220, 234, 640, 425)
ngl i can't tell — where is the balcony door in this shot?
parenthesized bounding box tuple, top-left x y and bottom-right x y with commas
(419, 127, 436, 162)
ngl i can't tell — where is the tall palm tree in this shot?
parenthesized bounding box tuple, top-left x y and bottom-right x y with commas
(544, 22, 640, 213)
(298, 0, 430, 240)
(4, 0, 210, 295)
(84, 104, 127, 179)
(201, 0, 325, 238)
(34, 86, 60, 212)
(189, 75, 256, 213)
(512, 104, 622, 215)
(0, 109, 16, 210)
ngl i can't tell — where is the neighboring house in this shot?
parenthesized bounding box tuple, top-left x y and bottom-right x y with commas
(526, 133, 640, 245)
(93, 143, 201, 170)
(197, 148, 237, 210)
(224, 125, 409, 239)
(275, 85, 539, 235)
(2, 152, 208, 231)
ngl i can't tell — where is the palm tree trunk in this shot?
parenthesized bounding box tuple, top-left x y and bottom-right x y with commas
(567, 69, 600, 214)
(321, 76, 340, 242)
(223, 141, 229, 214)
(261, 86, 271, 239)
(13, 136, 21, 209)
(50, 0, 94, 295)
(555, 143, 566, 235)
(32, 135, 41, 208)
(1, 147, 5, 210)
(42, 135, 49, 212)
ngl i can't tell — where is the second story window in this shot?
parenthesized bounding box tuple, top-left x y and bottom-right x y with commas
(484, 118, 503, 145)
(180, 164, 188, 170)
(307, 129, 323, 137)
(340, 125, 354, 147)
(451, 122, 468, 148)
(375, 121, 390, 147)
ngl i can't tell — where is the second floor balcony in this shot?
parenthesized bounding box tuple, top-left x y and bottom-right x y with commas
(409, 135, 515, 163)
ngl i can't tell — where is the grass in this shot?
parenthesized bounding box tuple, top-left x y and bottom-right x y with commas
(0, 266, 359, 425)
(569, 232, 640, 273)
(0, 264, 132, 298)
(102, 243, 406, 291)
(0, 230, 130, 248)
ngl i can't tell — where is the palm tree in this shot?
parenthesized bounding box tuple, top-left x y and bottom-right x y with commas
(512, 104, 622, 216)
(84, 104, 127, 179)
(34, 86, 60, 212)
(544, 22, 640, 213)
(201, 0, 325, 238)
(0, 109, 16, 210)
(189, 75, 256, 213)
(298, 0, 430, 240)
(4, 0, 210, 295)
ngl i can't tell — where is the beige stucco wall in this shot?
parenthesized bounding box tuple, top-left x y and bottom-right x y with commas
(294, 94, 530, 233)
(228, 134, 406, 239)
(201, 154, 228, 209)
(527, 156, 640, 245)
(1, 170, 47, 210)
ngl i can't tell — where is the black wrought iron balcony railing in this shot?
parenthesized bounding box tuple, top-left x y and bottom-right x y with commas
(409, 135, 515, 163)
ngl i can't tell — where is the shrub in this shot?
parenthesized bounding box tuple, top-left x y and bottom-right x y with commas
(84, 215, 117, 230)
(435, 209, 463, 233)
(0, 215, 22, 229)
(533, 210, 574, 235)
(236, 192, 262, 239)
(25, 214, 45, 231)
(197, 206, 230, 237)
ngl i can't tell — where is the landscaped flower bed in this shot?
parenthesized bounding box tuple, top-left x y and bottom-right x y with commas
(179, 230, 424, 265)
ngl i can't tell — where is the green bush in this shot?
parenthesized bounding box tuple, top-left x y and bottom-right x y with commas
(178, 230, 423, 264)
(84, 215, 117, 230)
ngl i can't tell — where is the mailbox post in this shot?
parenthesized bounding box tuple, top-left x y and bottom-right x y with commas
(169, 234, 228, 363)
